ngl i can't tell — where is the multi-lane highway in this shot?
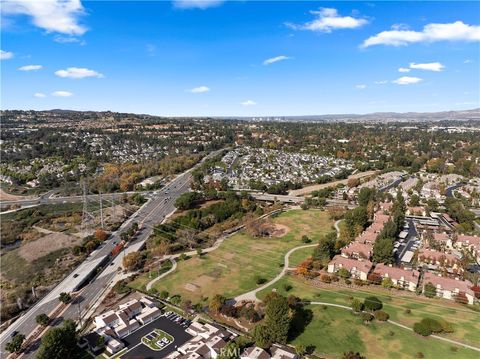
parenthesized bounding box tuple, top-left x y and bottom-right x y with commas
(0, 190, 141, 210)
(0, 151, 222, 357)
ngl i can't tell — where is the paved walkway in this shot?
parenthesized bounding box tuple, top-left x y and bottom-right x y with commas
(234, 243, 317, 302)
(334, 219, 342, 238)
(144, 209, 284, 291)
(146, 259, 177, 291)
(307, 301, 480, 353)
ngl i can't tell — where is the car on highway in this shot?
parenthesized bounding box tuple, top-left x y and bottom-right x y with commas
(73, 273, 79, 278)
(11, 331, 18, 338)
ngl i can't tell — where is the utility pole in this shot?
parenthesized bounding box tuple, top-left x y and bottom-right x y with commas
(112, 193, 116, 223)
(99, 191, 104, 229)
(77, 301, 82, 327)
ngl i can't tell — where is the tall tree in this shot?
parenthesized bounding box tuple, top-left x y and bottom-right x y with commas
(36, 320, 78, 359)
(263, 293, 291, 344)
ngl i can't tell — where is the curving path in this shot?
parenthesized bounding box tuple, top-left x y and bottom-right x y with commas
(144, 209, 284, 291)
(307, 302, 480, 353)
(146, 259, 177, 291)
(334, 219, 343, 238)
(234, 243, 317, 302)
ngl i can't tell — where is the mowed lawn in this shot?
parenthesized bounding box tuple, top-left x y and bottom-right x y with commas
(292, 305, 479, 359)
(289, 246, 316, 268)
(258, 276, 480, 348)
(132, 209, 334, 303)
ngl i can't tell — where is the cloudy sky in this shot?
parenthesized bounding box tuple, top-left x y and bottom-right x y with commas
(1, 0, 479, 116)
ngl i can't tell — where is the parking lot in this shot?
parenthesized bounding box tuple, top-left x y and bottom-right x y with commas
(395, 218, 421, 265)
(120, 313, 192, 359)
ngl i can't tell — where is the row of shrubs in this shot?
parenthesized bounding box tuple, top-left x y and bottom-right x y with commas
(351, 296, 390, 323)
(413, 317, 454, 336)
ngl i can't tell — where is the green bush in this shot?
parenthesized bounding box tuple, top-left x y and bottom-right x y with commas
(374, 310, 389, 321)
(361, 312, 374, 323)
(413, 322, 432, 336)
(438, 319, 454, 333)
(421, 318, 443, 333)
(364, 296, 382, 311)
(256, 277, 267, 285)
(351, 298, 364, 313)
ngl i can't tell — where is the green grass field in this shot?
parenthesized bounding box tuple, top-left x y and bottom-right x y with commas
(289, 246, 315, 267)
(258, 276, 480, 347)
(129, 209, 334, 303)
(291, 305, 478, 359)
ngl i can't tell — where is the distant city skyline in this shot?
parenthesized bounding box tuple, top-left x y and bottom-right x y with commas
(1, 0, 479, 116)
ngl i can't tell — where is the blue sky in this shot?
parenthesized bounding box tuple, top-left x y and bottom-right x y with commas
(1, 1, 479, 116)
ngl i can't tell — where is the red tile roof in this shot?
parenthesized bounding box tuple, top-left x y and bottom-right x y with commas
(341, 242, 373, 259)
(329, 255, 373, 273)
(423, 272, 473, 295)
(374, 264, 419, 283)
(457, 234, 480, 246)
(418, 249, 458, 264)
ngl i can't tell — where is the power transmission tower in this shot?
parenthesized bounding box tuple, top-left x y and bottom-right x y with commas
(81, 178, 94, 230)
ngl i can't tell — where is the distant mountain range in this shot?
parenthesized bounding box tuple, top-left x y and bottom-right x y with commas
(3, 108, 480, 123)
(238, 108, 480, 123)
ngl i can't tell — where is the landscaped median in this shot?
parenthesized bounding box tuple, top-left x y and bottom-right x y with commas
(141, 329, 174, 351)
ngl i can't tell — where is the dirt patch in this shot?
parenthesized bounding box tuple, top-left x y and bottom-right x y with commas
(185, 283, 200, 292)
(223, 252, 235, 260)
(194, 274, 214, 288)
(0, 188, 31, 201)
(18, 232, 82, 262)
(207, 268, 223, 278)
(270, 223, 290, 237)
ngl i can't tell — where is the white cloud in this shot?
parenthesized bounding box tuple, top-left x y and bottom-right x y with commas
(464, 59, 473, 64)
(19, 64, 43, 71)
(286, 7, 368, 33)
(34, 92, 46, 98)
(409, 62, 445, 72)
(2, 0, 87, 35)
(356, 84, 367, 89)
(1, 50, 14, 60)
(173, 0, 224, 9)
(392, 76, 422, 85)
(188, 86, 210, 93)
(241, 100, 257, 106)
(262, 55, 292, 65)
(52, 91, 73, 97)
(374, 80, 388, 85)
(362, 21, 480, 47)
(398, 67, 411, 73)
(55, 67, 104, 79)
(54, 36, 85, 45)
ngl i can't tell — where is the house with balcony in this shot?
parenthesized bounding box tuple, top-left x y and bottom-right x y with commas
(423, 273, 475, 305)
(373, 264, 419, 292)
(327, 255, 373, 281)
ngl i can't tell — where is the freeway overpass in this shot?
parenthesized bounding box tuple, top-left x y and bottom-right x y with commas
(246, 192, 355, 208)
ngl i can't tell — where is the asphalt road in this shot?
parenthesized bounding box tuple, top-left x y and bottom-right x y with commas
(0, 190, 141, 209)
(0, 150, 222, 357)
